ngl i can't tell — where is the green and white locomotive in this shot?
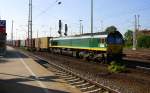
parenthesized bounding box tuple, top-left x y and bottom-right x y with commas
(49, 31, 124, 62)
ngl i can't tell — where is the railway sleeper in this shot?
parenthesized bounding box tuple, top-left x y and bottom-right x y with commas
(55, 73, 69, 77)
(55, 72, 69, 75)
(72, 81, 87, 87)
(80, 85, 95, 90)
(55, 71, 68, 74)
(67, 78, 81, 82)
(55, 70, 69, 73)
(56, 72, 70, 75)
(81, 85, 99, 92)
(69, 80, 85, 85)
(75, 82, 89, 87)
(64, 76, 78, 80)
(56, 74, 73, 78)
(77, 83, 95, 88)
(82, 87, 103, 93)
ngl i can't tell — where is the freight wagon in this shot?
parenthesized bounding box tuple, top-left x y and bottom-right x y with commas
(35, 37, 50, 51)
(40, 37, 50, 51)
(14, 40, 20, 47)
(35, 38, 40, 51)
(25, 38, 35, 50)
(20, 40, 25, 47)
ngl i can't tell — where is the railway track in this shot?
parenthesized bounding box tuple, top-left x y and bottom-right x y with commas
(123, 49, 150, 70)
(18, 47, 150, 72)
(124, 53, 150, 61)
(19, 49, 118, 93)
(33, 54, 118, 93)
(38, 51, 150, 76)
(16, 48, 150, 93)
(123, 49, 150, 61)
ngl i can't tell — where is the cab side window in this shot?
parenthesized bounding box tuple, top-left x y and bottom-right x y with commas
(100, 38, 106, 43)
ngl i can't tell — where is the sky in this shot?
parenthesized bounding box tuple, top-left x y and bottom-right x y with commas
(0, 0, 150, 40)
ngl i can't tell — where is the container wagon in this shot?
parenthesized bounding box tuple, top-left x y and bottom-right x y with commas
(20, 40, 25, 47)
(14, 40, 20, 47)
(39, 37, 50, 51)
(25, 38, 35, 50)
(35, 38, 40, 51)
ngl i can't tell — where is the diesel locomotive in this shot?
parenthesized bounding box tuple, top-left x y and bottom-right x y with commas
(49, 31, 124, 62)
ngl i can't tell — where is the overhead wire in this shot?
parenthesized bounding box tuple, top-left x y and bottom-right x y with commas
(32, 1, 150, 36)
(34, 0, 61, 20)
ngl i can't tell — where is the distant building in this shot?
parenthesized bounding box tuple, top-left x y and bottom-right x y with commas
(137, 29, 150, 36)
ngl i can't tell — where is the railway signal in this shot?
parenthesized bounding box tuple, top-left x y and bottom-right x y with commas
(58, 20, 62, 37)
(0, 20, 6, 56)
(64, 24, 68, 36)
(0, 20, 6, 32)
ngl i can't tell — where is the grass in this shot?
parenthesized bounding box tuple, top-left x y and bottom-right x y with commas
(108, 61, 126, 73)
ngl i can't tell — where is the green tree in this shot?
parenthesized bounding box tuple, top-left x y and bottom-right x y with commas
(137, 35, 150, 48)
(105, 26, 117, 33)
(124, 30, 133, 46)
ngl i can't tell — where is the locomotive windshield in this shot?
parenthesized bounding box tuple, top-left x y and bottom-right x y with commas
(107, 31, 123, 44)
(107, 36, 115, 44)
(115, 36, 123, 44)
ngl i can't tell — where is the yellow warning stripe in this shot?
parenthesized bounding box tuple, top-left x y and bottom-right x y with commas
(49, 45, 107, 51)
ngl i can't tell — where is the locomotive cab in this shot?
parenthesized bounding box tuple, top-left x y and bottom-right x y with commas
(106, 31, 124, 62)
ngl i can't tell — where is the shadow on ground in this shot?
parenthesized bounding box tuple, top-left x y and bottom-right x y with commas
(0, 50, 29, 64)
(0, 73, 69, 93)
(0, 72, 66, 83)
(4, 50, 29, 59)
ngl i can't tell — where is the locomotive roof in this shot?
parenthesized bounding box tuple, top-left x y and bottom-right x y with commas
(74, 32, 107, 36)
(52, 34, 107, 40)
